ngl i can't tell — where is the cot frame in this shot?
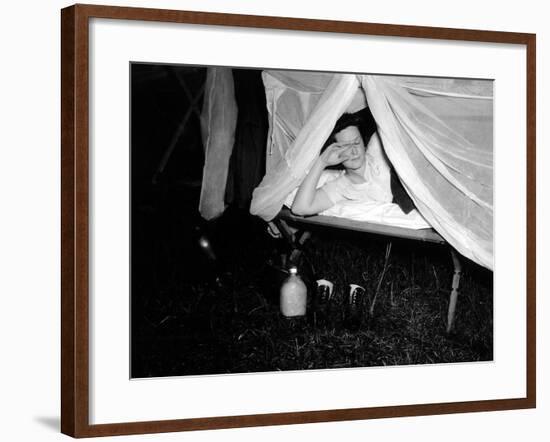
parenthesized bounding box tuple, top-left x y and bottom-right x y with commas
(272, 208, 463, 333)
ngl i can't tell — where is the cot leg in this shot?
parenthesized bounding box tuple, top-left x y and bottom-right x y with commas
(289, 231, 311, 263)
(447, 249, 462, 333)
(271, 219, 311, 265)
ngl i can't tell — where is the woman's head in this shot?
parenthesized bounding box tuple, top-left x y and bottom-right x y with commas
(322, 107, 377, 170)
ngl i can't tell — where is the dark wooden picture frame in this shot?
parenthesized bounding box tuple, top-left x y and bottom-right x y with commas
(61, 3, 536, 438)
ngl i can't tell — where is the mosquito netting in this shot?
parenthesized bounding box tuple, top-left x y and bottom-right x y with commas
(247, 72, 493, 270)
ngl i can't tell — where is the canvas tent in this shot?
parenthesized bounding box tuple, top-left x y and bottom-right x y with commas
(200, 69, 493, 271)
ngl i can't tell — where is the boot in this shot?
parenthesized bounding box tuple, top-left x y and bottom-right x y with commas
(346, 284, 365, 330)
(313, 279, 334, 328)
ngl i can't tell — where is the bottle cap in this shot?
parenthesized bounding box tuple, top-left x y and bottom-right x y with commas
(289, 266, 297, 274)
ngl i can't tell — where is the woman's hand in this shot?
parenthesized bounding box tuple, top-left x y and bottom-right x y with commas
(291, 145, 340, 216)
(319, 143, 352, 167)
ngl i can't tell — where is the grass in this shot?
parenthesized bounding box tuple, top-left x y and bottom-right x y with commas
(131, 206, 493, 378)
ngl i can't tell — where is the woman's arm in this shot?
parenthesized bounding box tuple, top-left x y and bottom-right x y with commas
(291, 143, 350, 216)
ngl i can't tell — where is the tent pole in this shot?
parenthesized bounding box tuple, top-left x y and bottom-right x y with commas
(171, 67, 203, 121)
(447, 248, 462, 333)
(152, 83, 205, 184)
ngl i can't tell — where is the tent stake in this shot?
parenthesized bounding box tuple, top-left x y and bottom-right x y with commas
(447, 248, 462, 333)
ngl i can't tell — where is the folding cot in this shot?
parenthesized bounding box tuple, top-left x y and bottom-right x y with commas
(271, 208, 462, 333)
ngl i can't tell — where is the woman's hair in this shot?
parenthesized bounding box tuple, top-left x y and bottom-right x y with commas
(322, 107, 377, 152)
(320, 107, 377, 168)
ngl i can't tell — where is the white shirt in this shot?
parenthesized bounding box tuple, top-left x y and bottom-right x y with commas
(321, 152, 393, 205)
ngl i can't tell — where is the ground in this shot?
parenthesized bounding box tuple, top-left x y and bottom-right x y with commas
(131, 194, 493, 378)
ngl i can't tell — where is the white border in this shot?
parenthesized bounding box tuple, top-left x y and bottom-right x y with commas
(89, 18, 526, 425)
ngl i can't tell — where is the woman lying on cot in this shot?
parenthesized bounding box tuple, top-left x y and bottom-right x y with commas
(291, 107, 413, 217)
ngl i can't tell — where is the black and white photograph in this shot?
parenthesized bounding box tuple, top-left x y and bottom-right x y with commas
(130, 64, 494, 378)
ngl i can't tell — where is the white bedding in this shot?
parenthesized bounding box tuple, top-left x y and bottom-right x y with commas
(284, 170, 432, 230)
(317, 200, 431, 230)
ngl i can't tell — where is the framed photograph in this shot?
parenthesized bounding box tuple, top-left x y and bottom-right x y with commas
(61, 3, 536, 438)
